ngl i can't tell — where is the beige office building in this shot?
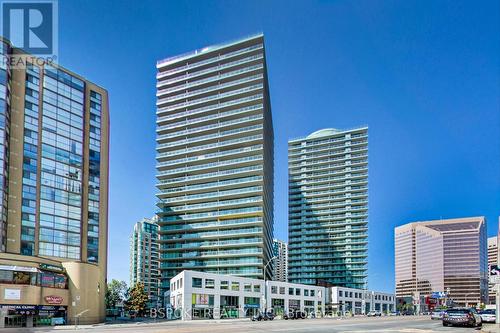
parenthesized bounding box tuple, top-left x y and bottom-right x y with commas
(395, 217, 488, 307)
(0, 39, 109, 327)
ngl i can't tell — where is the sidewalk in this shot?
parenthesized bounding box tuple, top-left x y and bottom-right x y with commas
(483, 324, 500, 333)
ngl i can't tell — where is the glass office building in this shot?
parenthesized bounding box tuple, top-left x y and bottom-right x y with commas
(0, 38, 109, 326)
(130, 216, 161, 308)
(288, 127, 368, 288)
(155, 34, 274, 295)
(395, 217, 488, 307)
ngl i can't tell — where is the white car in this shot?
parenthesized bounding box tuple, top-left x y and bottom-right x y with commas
(431, 310, 445, 320)
(367, 311, 381, 317)
(479, 309, 496, 323)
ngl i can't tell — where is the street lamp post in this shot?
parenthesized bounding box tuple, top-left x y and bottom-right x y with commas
(263, 256, 277, 312)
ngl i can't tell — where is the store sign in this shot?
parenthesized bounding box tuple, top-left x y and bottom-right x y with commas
(4, 288, 21, 300)
(39, 263, 64, 273)
(431, 292, 446, 299)
(45, 295, 63, 304)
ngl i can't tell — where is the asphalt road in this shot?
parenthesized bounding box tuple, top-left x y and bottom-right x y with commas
(2, 316, 492, 333)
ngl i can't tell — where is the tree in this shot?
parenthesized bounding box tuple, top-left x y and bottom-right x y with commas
(125, 282, 149, 317)
(125, 282, 148, 316)
(105, 279, 127, 309)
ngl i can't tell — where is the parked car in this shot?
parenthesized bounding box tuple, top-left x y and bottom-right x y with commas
(442, 308, 482, 328)
(367, 311, 382, 317)
(283, 310, 306, 320)
(479, 309, 496, 323)
(430, 310, 445, 320)
(388, 311, 400, 316)
(251, 311, 275, 321)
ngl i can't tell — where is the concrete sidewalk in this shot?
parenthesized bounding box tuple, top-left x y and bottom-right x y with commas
(483, 324, 500, 333)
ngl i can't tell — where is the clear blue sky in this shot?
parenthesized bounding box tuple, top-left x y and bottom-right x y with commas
(57, 0, 499, 292)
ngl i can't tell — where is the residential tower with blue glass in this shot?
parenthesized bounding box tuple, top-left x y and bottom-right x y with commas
(155, 34, 274, 296)
(288, 127, 368, 289)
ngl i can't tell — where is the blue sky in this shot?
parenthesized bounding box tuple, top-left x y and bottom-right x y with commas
(57, 0, 499, 292)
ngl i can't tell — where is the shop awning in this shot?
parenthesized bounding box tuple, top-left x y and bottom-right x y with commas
(0, 265, 41, 273)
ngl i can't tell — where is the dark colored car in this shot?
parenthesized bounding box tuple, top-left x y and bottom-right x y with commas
(442, 308, 482, 328)
(283, 310, 306, 320)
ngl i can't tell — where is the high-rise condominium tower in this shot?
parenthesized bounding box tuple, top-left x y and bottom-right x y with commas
(130, 216, 161, 308)
(0, 39, 109, 326)
(272, 239, 288, 282)
(155, 34, 274, 294)
(395, 217, 488, 307)
(288, 127, 368, 288)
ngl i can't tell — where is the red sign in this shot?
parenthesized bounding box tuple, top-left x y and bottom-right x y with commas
(44, 295, 63, 304)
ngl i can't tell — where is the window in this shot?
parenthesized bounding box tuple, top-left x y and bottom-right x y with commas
(339, 290, 343, 297)
(310, 290, 315, 297)
(271, 286, 277, 294)
(221, 281, 229, 290)
(192, 277, 202, 288)
(289, 288, 294, 295)
(253, 284, 260, 292)
(295, 288, 301, 296)
(231, 281, 240, 291)
(205, 279, 215, 289)
(41, 272, 55, 287)
(244, 283, 252, 292)
(279, 287, 285, 295)
(304, 289, 309, 296)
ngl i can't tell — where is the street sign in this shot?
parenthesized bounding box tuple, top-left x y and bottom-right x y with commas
(491, 265, 500, 275)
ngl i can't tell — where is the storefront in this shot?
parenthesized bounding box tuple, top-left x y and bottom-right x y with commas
(1, 305, 67, 327)
(304, 300, 315, 315)
(0, 264, 69, 327)
(243, 297, 260, 317)
(289, 299, 300, 311)
(220, 295, 239, 319)
(191, 293, 214, 319)
(271, 298, 285, 315)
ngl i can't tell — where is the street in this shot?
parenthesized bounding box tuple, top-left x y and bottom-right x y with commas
(0, 316, 494, 333)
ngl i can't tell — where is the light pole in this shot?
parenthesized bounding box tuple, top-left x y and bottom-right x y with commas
(263, 256, 277, 312)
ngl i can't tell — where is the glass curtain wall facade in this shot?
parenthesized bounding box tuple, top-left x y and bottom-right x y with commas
(155, 34, 274, 295)
(288, 127, 368, 288)
(0, 41, 10, 252)
(130, 217, 161, 308)
(0, 38, 110, 324)
(395, 217, 488, 306)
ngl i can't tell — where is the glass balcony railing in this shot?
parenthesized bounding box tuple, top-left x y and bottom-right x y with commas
(158, 104, 262, 133)
(157, 44, 263, 78)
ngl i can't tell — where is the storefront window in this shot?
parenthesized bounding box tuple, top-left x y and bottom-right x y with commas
(13, 271, 31, 284)
(41, 272, 55, 287)
(54, 274, 67, 289)
(0, 270, 13, 283)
